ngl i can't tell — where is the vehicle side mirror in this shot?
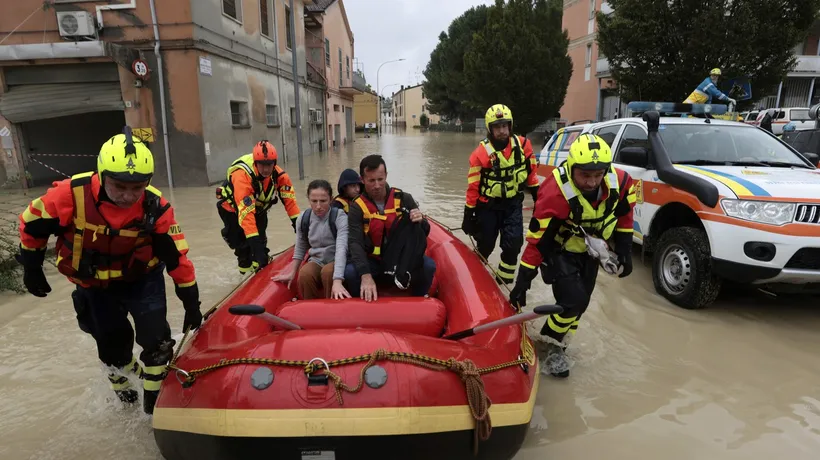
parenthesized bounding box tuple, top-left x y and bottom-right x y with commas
(804, 152, 820, 166)
(619, 146, 649, 168)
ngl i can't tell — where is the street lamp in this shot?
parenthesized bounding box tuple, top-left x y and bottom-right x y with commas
(376, 58, 405, 137)
(379, 83, 401, 130)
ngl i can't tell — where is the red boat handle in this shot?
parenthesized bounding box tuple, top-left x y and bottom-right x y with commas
(442, 304, 563, 340)
(228, 304, 302, 330)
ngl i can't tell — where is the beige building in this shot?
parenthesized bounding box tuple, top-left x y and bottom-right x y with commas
(305, 0, 364, 148)
(354, 89, 378, 130)
(391, 84, 440, 128)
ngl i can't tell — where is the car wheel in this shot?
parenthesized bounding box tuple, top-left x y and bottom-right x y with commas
(652, 227, 722, 309)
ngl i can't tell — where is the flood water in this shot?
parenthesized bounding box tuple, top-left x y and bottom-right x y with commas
(1, 128, 820, 459)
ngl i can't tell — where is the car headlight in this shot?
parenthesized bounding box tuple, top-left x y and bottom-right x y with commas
(720, 199, 795, 226)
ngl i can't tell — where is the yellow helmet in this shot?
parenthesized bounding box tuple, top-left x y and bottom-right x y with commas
(485, 104, 513, 131)
(710, 68, 722, 76)
(567, 134, 612, 171)
(98, 127, 154, 183)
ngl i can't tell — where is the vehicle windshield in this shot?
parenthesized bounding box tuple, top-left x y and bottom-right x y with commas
(658, 123, 810, 167)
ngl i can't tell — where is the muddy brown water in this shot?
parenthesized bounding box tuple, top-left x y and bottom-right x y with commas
(1, 129, 819, 459)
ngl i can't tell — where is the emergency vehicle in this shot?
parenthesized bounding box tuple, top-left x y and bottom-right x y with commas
(537, 102, 820, 309)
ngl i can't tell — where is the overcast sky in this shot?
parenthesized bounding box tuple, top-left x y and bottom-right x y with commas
(344, 0, 495, 97)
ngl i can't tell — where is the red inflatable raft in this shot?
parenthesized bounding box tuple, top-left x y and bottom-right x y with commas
(153, 221, 540, 460)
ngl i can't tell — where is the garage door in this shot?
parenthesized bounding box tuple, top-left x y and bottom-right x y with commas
(0, 62, 124, 123)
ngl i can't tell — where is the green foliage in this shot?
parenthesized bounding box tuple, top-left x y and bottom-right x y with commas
(419, 113, 430, 127)
(424, 0, 572, 134)
(597, 0, 820, 105)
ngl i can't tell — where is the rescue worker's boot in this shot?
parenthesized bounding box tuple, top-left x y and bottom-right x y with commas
(107, 356, 143, 405)
(495, 261, 517, 286)
(142, 363, 168, 414)
(544, 342, 570, 379)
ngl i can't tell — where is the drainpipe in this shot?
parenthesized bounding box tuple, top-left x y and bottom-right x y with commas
(271, 0, 287, 162)
(149, 0, 174, 190)
(96, 0, 137, 30)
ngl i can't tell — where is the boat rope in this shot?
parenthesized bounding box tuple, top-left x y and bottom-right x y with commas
(167, 348, 524, 454)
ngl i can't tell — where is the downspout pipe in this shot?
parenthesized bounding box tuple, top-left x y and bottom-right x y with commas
(149, 0, 174, 190)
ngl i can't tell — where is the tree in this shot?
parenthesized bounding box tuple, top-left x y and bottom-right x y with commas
(463, 0, 572, 133)
(597, 0, 820, 105)
(423, 5, 490, 122)
(420, 113, 430, 127)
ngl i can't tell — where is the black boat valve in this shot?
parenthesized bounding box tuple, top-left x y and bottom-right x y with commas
(228, 304, 302, 331)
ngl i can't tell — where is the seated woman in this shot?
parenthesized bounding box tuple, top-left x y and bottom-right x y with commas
(331, 168, 363, 213)
(272, 180, 351, 300)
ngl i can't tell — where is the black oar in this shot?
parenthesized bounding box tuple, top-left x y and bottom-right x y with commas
(228, 304, 302, 330)
(443, 304, 563, 340)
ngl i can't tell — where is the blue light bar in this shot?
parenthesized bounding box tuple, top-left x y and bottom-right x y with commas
(626, 101, 728, 115)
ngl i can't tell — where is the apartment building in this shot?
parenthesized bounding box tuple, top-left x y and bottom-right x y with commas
(353, 89, 379, 130)
(391, 84, 440, 128)
(0, 0, 328, 188)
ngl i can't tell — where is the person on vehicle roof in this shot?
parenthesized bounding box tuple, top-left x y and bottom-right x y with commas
(216, 141, 300, 274)
(16, 127, 202, 414)
(684, 68, 736, 107)
(331, 168, 363, 213)
(273, 180, 351, 300)
(344, 154, 437, 301)
(509, 134, 637, 378)
(462, 104, 539, 286)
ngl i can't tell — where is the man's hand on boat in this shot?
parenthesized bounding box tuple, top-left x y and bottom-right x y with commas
(409, 208, 423, 223)
(360, 274, 379, 302)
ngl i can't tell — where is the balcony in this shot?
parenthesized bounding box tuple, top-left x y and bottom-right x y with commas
(596, 57, 610, 76)
(305, 28, 326, 86)
(340, 71, 367, 96)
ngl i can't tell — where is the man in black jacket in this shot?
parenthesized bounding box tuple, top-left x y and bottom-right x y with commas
(344, 155, 437, 301)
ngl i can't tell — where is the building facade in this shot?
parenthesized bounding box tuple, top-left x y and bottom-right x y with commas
(305, 0, 363, 149)
(391, 84, 440, 128)
(0, 0, 328, 188)
(563, 0, 820, 123)
(353, 89, 378, 130)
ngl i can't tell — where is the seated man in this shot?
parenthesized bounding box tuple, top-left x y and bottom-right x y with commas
(344, 154, 437, 301)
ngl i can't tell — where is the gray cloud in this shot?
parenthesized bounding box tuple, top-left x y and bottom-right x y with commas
(344, 0, 496, 97)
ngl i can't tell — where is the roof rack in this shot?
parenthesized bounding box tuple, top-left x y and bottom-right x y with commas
(626, 101, 729, 116)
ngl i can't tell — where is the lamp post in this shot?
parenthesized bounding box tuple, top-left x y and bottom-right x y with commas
(379, 83, 401, 131)
(376, 58, 405, 137)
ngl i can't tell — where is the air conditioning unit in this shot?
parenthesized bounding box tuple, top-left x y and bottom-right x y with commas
(56, 11, 98, 39)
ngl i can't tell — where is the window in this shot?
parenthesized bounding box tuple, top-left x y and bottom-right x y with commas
(230, 101, 250, 128)
(325, 39, 330, 65)
(285, 5, 293, 49)
(265, 104, 280, 126)
(259, 0, 271, 37)
(616, 125, 651, 159)
(585, 44, 592, 68)
(592, 124, 622, 148)
(346, 56, 350, 80)
(290, 107, 296, 127)
(338, 48, 343, 86)
(333, 104, 340, 112)
(223, 0, 241, 21)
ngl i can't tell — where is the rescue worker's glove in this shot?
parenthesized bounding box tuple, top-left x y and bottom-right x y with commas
(461, 206, 479, 237)
(529, 185, 539, 203)
(290, 216, 298, 233)
(15, 248, 51, 298)
(728, 97, 737, 106)
(613, 232, 633, 278)
(509, 265, 538, 308)
(175, 283, 203, 330)
(247, 235, 269, 270)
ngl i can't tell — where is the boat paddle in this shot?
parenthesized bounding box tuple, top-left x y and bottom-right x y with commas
(443, 304, 563, 340)
(228, 304, 302, 330)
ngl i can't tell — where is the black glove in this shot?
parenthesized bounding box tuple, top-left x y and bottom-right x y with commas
(613, 232, 633, 278)
(291, 216, 298, 233)
(461, 206, 479, 237)
(246, 235, 269, 270)
(529, 185, 539, 203)
(175, 283, 203, 331)
(509, 265, 538, 308)
(16, 249, 51, 297)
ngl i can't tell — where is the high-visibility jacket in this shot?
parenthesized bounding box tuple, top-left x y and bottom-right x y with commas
(352, 187, 404, 258)
(331, 196, 351, 213)
(219, 154, 300, 237)
(684, 77, 729, 104)
(520, 165, 636, 269)
(466, 134, 538, 207)
(18, 172, 196, 289)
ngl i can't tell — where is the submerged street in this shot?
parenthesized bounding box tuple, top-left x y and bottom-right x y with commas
(1, 129, 820, 459)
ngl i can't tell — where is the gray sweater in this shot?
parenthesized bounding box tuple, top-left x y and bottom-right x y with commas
(293, 209, 349, 280)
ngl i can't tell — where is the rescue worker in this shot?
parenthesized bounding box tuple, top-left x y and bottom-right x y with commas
(16, 127, 202, 414)
(509, 134, 637, 378)
(462, 104, 539, 285)
(331, 168, 363, 213)
(217, 141, 300, 273)
(684, 68, 736, 107)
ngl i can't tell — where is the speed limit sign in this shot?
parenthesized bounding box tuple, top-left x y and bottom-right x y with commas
(132, 59, 150, 80)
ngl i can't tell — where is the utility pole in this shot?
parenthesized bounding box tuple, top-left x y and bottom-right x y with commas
(289, 0, 305, 180)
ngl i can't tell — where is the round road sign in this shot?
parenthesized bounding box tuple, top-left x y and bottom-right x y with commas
(132, 59, 150, 79)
